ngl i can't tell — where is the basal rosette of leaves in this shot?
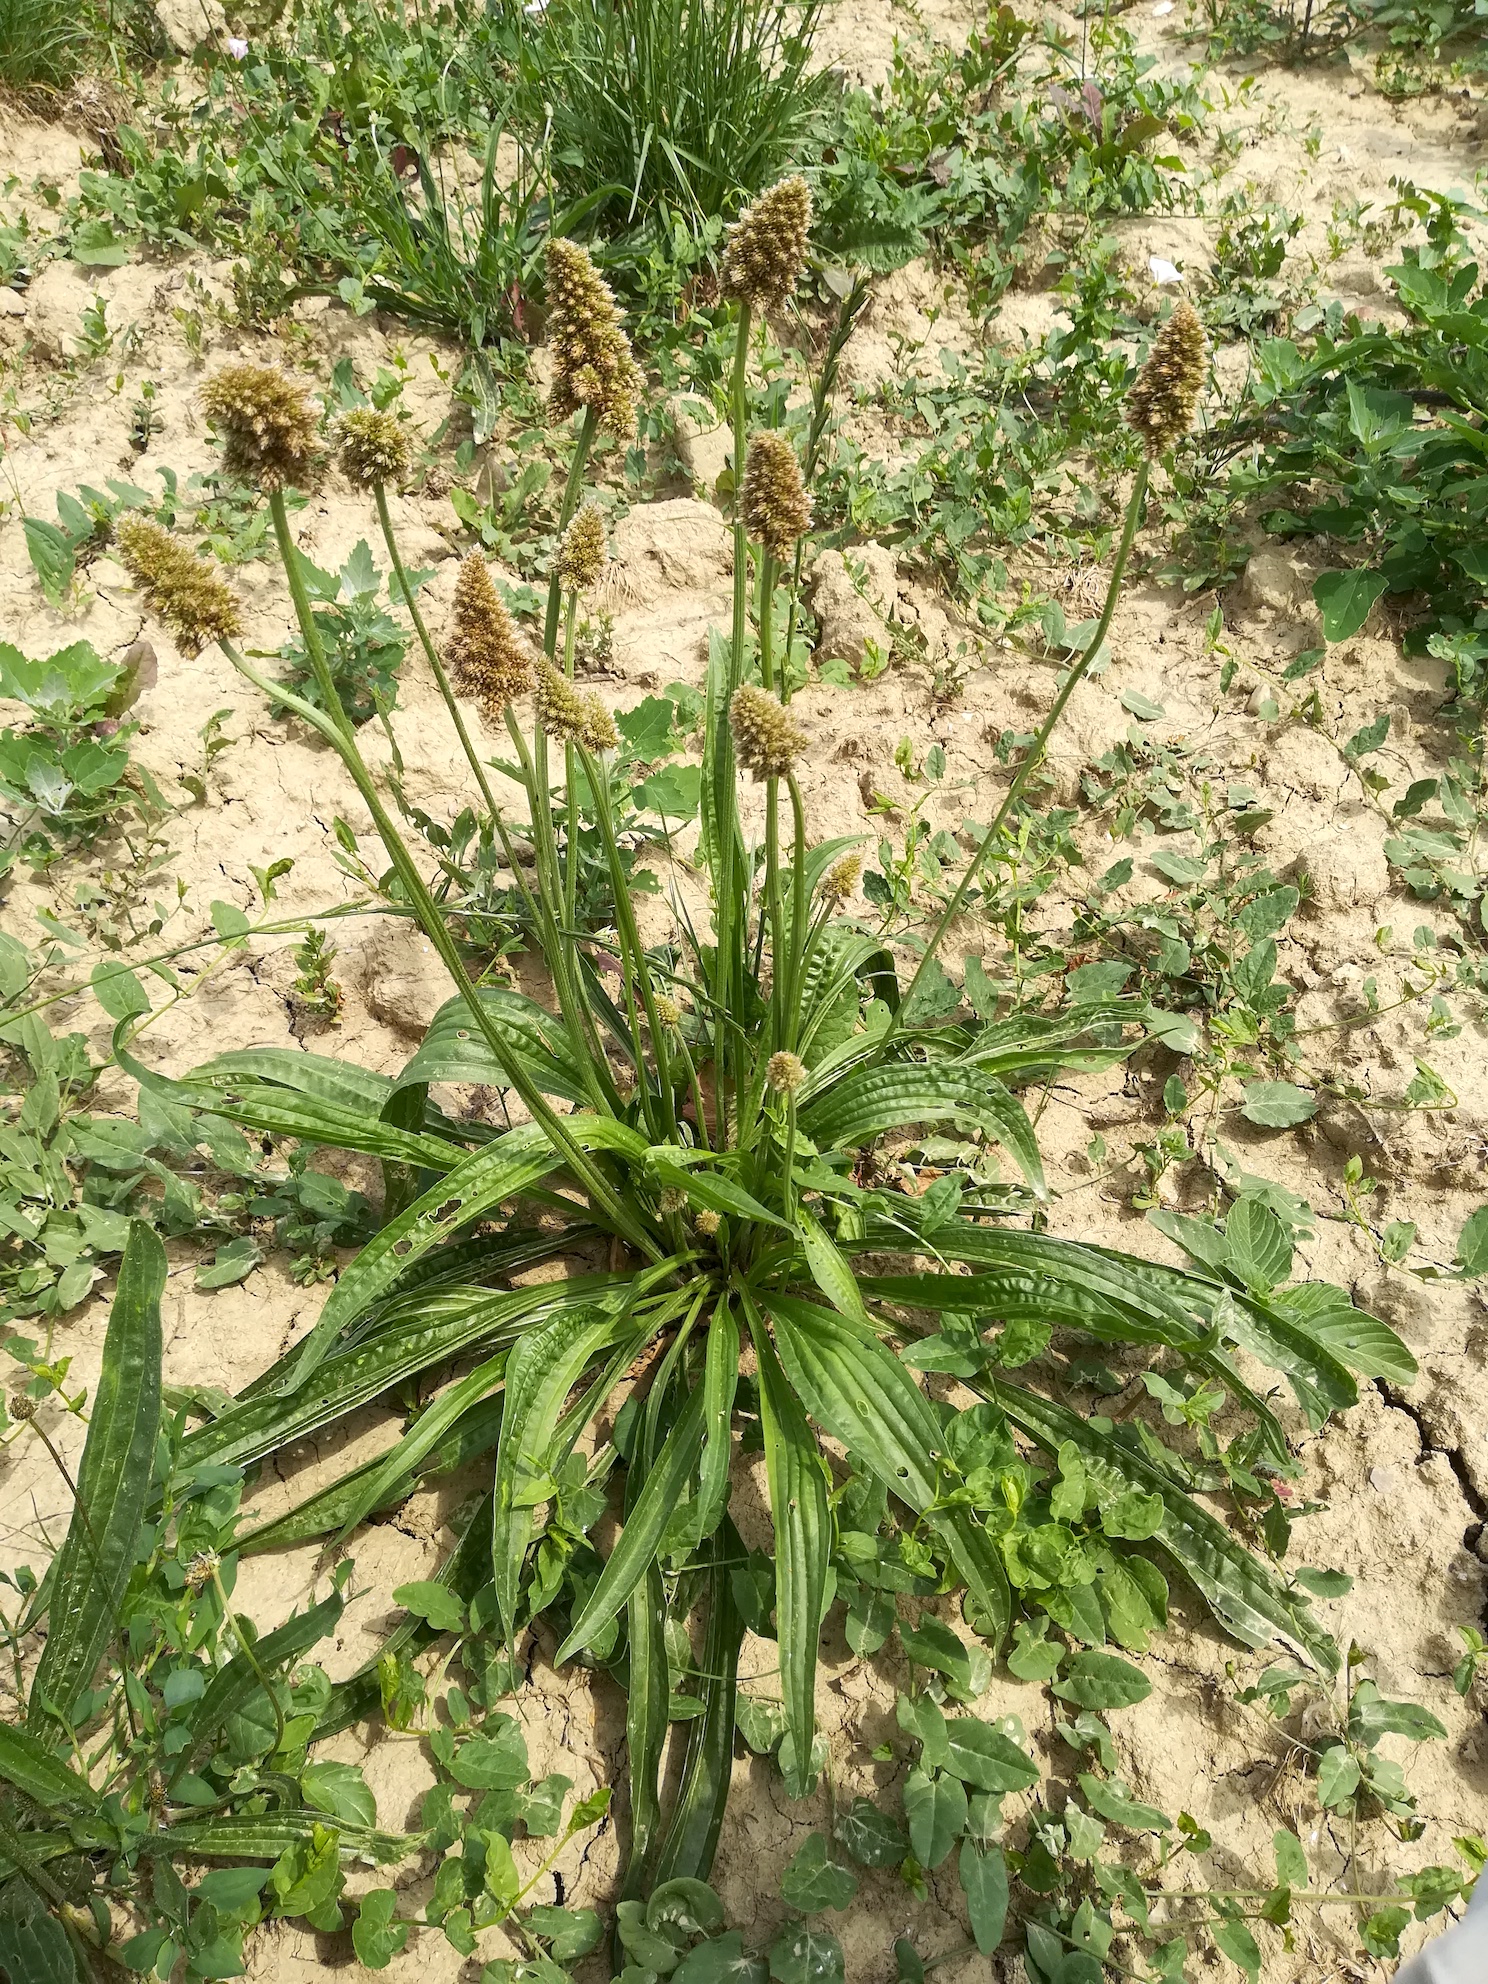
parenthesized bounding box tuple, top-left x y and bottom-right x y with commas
(66, 219, 1413, 1919)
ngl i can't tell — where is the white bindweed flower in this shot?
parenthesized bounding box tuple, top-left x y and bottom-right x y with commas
(1149, 256, 1183, 285)
(227, 35, 248, 55)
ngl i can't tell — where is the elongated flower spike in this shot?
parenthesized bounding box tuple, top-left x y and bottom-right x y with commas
(1125, 300, 1208, 457)
(743, 431, 811, 564)
(447, 554, 534, 718)
(730, 682, 809, 780)
(200, 364, 319, 492)
(535, 656, 615, 752)
(555, 503, 607, 593)
(336, 407, 412, 489)
(721, 175, 812, 312)
(545, 238, 644, 438)
(115, 516, 242, 654)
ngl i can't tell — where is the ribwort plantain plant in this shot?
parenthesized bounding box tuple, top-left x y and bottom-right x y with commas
(112, 217, 1411, 1901)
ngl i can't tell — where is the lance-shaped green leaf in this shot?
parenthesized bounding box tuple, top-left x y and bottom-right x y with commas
(174, 1592, 344, 1777)
(800, 1066, 1045, 1197)
(795, 1206, 875, 1329)
(392, 986, 590, 1103)
(862, 1223, 1379, 1429)
(277, 1115, 647, 1392)
(333, 1349, 509, 1541)
(769, 1295, 1009, 1647)
(162, 1081, 466, 1173)
(981, 1379, 1337, 1671)
(29, 1222, 164, 1730)
(182, 1046, 395, 1113)
(493, 1307, 631, 1641)
(238, 1395, 504, 1554)
(151, 1814, 410, 1863)
(747, 1308, 829, 1799)
(652, 1528, 745, 1885)
(0, 1723, 99, 1813)
(694, 1301, 740, 1543)
(184, 1281, 605, 1473)
(556, 1383, 707, 1661)
(647, 1153, 789, 1229)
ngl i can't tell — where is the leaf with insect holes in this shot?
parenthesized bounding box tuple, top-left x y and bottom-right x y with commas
(769, 1926, 844, 1984)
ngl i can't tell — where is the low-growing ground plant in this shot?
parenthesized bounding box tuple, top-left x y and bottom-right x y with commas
(46, 197, 1414, 1951)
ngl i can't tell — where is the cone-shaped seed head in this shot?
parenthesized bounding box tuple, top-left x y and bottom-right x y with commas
(766, 1050, 806, 1095)
(546, 238, 643, 438)
(336, 406, 412, 488)
(721, 176, 812, 312)
(744, 431, 811, 564)
(1125, 301, 1208, 458)
(580, 694, 618, 752)
(730, 682, 809, 781)
(534, 655, 592, 745)
(555, 503, 607, 593)
(115, 515, 242, 655)
(447, 554, 534, 717)
(200, 364, 319, 492)
(819, 853, 861, 906)
(694, 1208, 721, 1238)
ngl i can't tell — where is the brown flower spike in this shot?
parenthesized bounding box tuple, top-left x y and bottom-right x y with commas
(555, 504, 607, 594)
(446, 554, 534, 718)
(546, 239, 644, 438)
(336, 407, 412, 489)
(1125, 301, 1208, 458)
(721, 176, 812, 312)
(200, 364, 319, 492)
(115, 516, 242, 655)
(534, 657, 617, 752)
(743, 431, 811, 564)
(730, 682, 808, 780)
